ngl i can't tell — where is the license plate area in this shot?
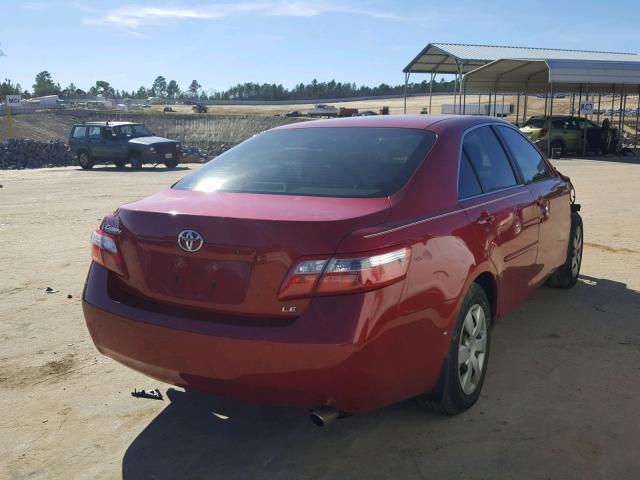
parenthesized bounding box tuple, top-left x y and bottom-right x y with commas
(164, 153, 173, 159)
(147, 254, 251, 305)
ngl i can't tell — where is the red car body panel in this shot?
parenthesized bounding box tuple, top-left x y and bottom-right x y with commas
(82, 115, 571, 413)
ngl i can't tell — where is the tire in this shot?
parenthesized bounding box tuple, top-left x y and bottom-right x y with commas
(113, 159, 126, 168)
(164, 159, 179, 168)
(550, 139, 564, 158)
(78, 151, 94, 170)
(129, 152, 143, 170)
(417, 283, 491, 415)
(545, 212, 583, 288)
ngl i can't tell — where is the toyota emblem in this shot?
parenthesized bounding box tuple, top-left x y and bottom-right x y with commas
(177, 230, 204, 252)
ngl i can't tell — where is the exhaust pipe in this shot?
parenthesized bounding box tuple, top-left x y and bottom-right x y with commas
(309, 407, 340, 427)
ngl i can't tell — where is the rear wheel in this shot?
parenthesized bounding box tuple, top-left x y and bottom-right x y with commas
(164, 159, 179, 168)
(113, 159, 126, 168)
(129, 152, 143, 170)
(417, 283, 491, 415)
(545, 212, 583, 288)
(78, 151, 94, 170)
(550, 139, 564, 158)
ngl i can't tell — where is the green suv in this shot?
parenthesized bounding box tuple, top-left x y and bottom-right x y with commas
(68, 122, 181, 170)
(520, 116, 601, 155)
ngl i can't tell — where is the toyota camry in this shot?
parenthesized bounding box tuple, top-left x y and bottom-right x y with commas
(82, 115, 583, 425)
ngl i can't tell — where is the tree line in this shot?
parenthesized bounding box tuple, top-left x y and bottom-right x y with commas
(1, 71, 456, 102)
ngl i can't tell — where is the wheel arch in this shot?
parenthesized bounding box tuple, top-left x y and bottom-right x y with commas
(472, 272, 497, 323)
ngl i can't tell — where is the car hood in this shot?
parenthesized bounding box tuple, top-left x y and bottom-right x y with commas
(128, 136, 177, 146)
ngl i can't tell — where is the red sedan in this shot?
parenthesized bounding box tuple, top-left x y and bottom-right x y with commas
(82, 115, 583, 425)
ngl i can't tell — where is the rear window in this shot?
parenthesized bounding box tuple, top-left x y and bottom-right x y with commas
(72, 126, 87, 139)
(174, 127, 436, 198)
(524, 118, 546, 128)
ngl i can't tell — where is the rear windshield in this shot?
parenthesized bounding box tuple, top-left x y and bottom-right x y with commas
(173, 127, 436, 198)
(524, 118, 546, 128)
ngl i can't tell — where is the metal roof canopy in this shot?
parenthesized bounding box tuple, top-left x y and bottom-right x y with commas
(463, 59, 640, 94)
(403, 43, 640, 75)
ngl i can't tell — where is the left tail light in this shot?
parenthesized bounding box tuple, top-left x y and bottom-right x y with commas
(91, 228, 128, 278)
(278, 246, 411, 300)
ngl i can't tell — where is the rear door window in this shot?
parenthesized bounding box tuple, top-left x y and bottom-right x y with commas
(174, 127, 436, 198)
(88, 126, 102, 140)
(72, 126, 87, 139)
(462, 126, 518, 192)
(496, 126, 551, 183)
(458, 152, 483, 199)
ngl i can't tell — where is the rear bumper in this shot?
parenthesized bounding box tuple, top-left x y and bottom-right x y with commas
(82, 264, 454, 412)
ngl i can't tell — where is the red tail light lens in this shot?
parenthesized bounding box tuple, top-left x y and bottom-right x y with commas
(538, 128, 548, 139)
(91, 228, 128, 278)
(278, 246, 411, 300)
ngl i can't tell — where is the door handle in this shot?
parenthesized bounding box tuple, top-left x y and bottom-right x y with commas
(477, 212, 496, 225)
(536, 197, 550, 218)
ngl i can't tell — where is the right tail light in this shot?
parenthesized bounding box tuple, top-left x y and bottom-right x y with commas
(278, 246, 411, 300)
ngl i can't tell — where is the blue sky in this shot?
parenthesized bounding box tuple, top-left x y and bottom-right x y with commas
(1, 0, 638, 94)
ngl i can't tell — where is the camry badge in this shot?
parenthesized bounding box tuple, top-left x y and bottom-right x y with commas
(178, 230, 204, 252)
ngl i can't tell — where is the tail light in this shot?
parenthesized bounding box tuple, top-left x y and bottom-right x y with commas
(538, 128, 548, 139)
(91, 228, 128, 278)
(278, 246, 411, 300)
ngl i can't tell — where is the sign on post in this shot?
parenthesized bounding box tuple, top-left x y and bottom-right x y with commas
(580, 100, 594, 115)
(6, 95, 22, 107)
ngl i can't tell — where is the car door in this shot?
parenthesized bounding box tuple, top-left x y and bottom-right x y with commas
(495, 125, 571, 286)
(87, 126, 106, 161)
(458, 125, 539, 316)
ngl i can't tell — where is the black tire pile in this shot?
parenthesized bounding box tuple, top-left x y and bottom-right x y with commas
(181, 143, 234, 163)
(0, 139, 76, 169)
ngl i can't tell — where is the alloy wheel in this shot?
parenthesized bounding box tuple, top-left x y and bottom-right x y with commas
(458, 304, 488, 395)
(571, 225, 583, 278)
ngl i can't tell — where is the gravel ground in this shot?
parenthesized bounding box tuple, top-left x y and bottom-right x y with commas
(1, 158, 639, 480)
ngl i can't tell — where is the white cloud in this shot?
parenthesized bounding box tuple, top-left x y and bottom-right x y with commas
(82, 1, 405, 34)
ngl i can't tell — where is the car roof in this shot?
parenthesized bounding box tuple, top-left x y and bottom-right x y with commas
(272, 114, 510, 132)
(72, 122, 140, 127)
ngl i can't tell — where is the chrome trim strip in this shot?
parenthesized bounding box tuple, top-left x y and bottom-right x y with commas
(363, 209, 461, 238)
(460, 191, 524, 210)
(362, 190, 528, 239)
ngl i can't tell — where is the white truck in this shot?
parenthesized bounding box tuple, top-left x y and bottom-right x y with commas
(441, 103, 513, 117)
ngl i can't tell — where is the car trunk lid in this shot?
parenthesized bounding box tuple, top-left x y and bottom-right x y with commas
(110, 188, 390, 321)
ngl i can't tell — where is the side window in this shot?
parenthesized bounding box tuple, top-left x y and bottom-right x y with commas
(88, 126, 102, 139)
(462, 126, 518, 192)
(458, 152, 482, 199)
(497, 126, 551, 183)
(552, 119, 566, 129)
(72, 126, 87, 139)
(115, 125, 133, 137)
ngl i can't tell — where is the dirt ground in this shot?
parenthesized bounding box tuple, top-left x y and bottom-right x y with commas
(1, 157, 639, 479)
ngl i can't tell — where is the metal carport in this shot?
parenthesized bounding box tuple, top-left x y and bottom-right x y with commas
(402, 43, 640, 114)
(463, 59, 640, 154)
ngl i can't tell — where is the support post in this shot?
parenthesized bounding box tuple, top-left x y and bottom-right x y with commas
(403, 72, 409, 114)
(582, 84, 588, 156)
(478, 93, 482, 115)
(548, 83, 554, 157)
(501, 94, 505, 119)
(493, 92, 497, 117)
(596, 93, 602, 125)
(487, 92, 492, 117)
(544, 93, 548, 116)
(635, 86, 640, 151)
(523, 91, 528, 125)
(577, 85, 583, 119)
(515, 92, 521, 126)
(428, 72, 434, 114)
(618, 89, 624, 150)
